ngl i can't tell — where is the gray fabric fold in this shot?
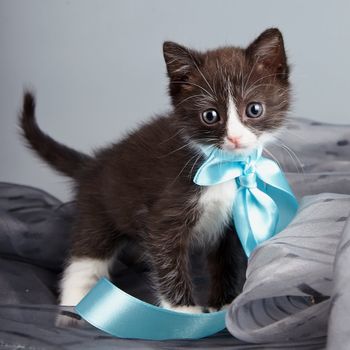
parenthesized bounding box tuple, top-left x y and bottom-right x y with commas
(327, 209, 350, 349)
(226, 193, 350, 348)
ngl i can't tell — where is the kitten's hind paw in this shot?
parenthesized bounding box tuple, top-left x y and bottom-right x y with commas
(160, 300, 204, 314)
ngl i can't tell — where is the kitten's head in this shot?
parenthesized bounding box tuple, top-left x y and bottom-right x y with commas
(163, 28, 290, 153)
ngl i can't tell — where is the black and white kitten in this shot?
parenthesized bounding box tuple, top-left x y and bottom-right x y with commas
(20, 28, 290, 316)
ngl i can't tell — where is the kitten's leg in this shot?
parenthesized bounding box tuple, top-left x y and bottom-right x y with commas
(59, 257, 112, 307)
(56, 256, 112, 327)
(207, 226, 247, 311)
(147, 204, 203, 314)
(57, 213, 122, 327)
(152, 241, 203, 314)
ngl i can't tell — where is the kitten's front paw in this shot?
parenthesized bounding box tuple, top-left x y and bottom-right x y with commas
(207, 303, 231, 313)
(160, 300, 204, 314)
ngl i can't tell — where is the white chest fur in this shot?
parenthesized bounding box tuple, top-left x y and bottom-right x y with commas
(192, 180, 237, 247)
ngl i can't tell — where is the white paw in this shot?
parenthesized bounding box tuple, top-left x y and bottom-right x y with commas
(160, 300, 203, 314)
(59, 257, 111, 306)
(208, 304, 231, 313)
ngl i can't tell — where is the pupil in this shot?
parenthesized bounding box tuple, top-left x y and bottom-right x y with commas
(252, 105, 259, 114)
(206, 110, 216, 122)
(202, 109, 219, 124)
(246, 102, 263, 118)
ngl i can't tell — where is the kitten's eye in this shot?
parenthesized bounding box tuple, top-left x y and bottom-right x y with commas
(201, 109, 220, 125)
(246, 102, 264, 118)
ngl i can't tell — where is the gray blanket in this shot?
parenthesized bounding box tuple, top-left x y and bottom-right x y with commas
(1, 118, 350, 349)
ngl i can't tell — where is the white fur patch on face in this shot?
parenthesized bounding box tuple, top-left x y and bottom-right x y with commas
(192, 180, 237, 247)
(59, 257, 111, 306)
(160, 299, 203, 314)
(224, 94, 258, 152)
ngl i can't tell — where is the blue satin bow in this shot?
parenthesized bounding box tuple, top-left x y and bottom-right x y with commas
(193, 146, 298, 256)
(76, 146, 298, 340)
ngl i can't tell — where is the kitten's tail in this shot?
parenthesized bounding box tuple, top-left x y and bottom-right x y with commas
(19, 91, 92, 178)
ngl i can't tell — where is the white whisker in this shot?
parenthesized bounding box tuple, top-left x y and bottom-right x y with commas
(171, 81, 214, 99)
(282, 128, 308, 142)
(159, 142, 190, 158)
(263, 147, 284, 171)
(243, 58, 259, 94)
(175, 94, 205, 107)
(244, 72, 286, 95)
(189, 153, 203, 178)
(159, 129, 185, 144)
(170, 151, 201, 185)
(269, 135, 304, 175)
(192, 59, 215, 95)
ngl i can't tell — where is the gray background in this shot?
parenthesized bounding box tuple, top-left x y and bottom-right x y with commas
(0, 0, 349, 201)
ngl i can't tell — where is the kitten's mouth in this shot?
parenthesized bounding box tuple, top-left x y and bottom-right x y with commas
(221, 135, 260, 154)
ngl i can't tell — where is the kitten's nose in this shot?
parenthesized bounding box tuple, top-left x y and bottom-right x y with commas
(227, 135, 241, 147)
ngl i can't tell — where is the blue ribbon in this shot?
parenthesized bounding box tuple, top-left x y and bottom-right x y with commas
(193, 146, 298, 256)
(76, 278, 226, 340)
(76, 146, 298, 339)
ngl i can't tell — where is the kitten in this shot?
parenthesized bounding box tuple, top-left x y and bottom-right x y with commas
(20, 28, 290, 317)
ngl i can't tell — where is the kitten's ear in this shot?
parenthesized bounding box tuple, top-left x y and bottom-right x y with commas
(246, 28, 289, 81)
(163, 41, 201, 81)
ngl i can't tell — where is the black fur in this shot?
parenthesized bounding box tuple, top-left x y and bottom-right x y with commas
(20, 28, 290, 310)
